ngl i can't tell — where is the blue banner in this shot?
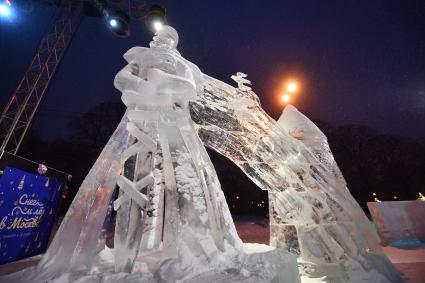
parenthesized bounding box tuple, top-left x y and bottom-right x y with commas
(0, 166, 63, 265)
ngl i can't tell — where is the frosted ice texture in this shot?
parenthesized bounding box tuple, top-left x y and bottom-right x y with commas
(111, 26, 247, 279)
(190, 76, 403, 282)
(1, 114, 131, 282)
(0, 24, 402, 283)
(0, 26, 299, 282)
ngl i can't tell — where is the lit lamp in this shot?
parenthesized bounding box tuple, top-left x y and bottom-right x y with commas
(281, 94, 290, 103)
(0, 0, 11, 18)
(287, 82, 297, 92)
(145, 4, 167, 33)
(281, 81, 298, 104)
(107, 9, 130, 37)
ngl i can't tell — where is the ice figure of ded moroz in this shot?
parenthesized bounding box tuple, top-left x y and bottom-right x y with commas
(0, 26, 299, 283)
(190, 75, 404, 282)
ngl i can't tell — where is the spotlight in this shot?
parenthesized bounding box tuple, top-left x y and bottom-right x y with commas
(0, 2, 11, 18)
(153, 20, 163, 32)
(109, 18, 117, 27)
(145, 4, 167, 33)
(107, 9, 130, 37)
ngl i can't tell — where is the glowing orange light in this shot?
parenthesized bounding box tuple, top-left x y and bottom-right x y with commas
(281, 94, 290, 103)
(287, 82, 297, 92)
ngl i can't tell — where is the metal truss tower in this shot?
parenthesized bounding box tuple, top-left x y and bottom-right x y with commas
(0, 0, 147, 154)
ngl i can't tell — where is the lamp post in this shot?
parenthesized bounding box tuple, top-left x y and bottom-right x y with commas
(281, 81, 298, 104)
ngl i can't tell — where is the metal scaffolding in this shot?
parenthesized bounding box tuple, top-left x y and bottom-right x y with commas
(0, 1, 83, 154)
(0, 0, 147, 154)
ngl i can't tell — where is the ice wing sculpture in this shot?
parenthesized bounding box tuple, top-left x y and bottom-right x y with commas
(190, 75, 403, 282)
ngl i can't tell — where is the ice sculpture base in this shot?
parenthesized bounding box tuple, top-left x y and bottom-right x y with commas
(48, 245, 299, 283)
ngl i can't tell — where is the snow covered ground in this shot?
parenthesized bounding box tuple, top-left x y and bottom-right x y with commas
(1, 216, 424, 282)
(234, 216, 425, 283)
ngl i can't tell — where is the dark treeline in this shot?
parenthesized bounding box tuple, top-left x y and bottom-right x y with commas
(19, 102, 425, 216)
(318, 121, 425, 211)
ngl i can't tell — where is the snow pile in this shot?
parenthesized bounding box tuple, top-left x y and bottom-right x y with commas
(46, 245, 298, 283)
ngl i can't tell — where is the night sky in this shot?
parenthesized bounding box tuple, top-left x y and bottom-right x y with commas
(1, 0, 425, 140)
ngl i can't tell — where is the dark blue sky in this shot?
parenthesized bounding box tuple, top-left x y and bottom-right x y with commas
(1, 0, 425, 139)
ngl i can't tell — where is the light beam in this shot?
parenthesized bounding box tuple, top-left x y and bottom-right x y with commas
(0, 3, 11, 18)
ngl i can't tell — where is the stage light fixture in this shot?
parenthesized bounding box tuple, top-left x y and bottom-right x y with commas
(0, 2, 11, 18)
(107, 9, 130, 37)
(109, 18, 117, 27)
(145, 4, 167, 33)
(153, 20, 163, 32)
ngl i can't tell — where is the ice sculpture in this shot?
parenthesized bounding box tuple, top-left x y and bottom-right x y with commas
(111, 25, 247, 277)
(190, 76, 403, 282)
(0, 26, 300, 283)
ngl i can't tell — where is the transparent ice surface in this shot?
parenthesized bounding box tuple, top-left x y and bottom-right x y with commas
(190, 76, 403, 282)
(1, 114, 131, 282)
(0, 24, 402, 283)
(0, 26, 299, 283)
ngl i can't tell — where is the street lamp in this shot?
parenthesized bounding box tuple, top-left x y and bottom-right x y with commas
(280, 81, 299, 104)
(287, 82, 297, 92)
(281, 94, 290, 103)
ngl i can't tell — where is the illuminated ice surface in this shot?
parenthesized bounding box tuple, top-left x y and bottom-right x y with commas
(191, 81, 403, 282)
(1, 26, 403, 283)
(0, 26, 299, 283)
